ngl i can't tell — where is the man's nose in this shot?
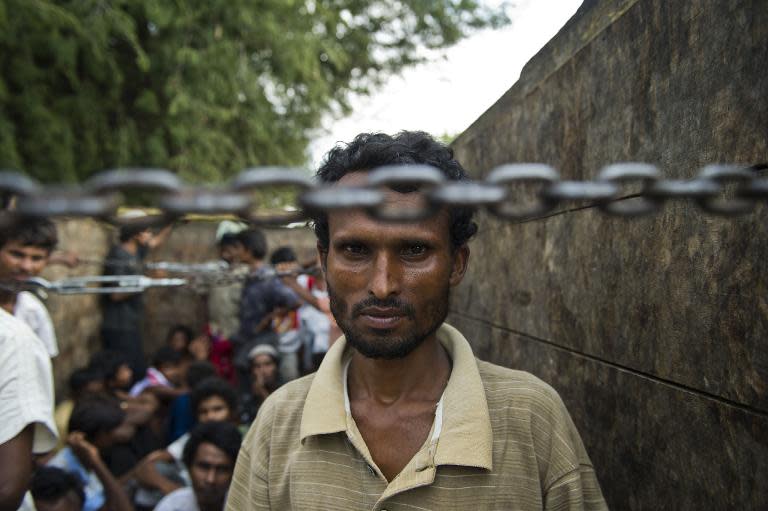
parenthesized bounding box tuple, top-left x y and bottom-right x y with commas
(369, 252, 401, 298)
(204, 467, 217, 484)
(19, 257, 36, 273)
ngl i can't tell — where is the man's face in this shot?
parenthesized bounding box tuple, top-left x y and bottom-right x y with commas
(197, 395, 232, 423)
(251, 354, 278, 386)
(219, 243, 243, 265)
(189, 442, 235, 511)
(0, 241, 50, 280)
(135, 229, 152, 247)
(159, 362, 182, 386)
(111, 364, 133, 390)
(321, 171, 469, 359)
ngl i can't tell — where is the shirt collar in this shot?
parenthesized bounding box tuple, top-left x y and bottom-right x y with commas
(300, 323, 493, 471)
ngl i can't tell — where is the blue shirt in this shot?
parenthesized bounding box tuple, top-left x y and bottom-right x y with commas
(235, 266, 300, 345)
(48, 447, 105, 511)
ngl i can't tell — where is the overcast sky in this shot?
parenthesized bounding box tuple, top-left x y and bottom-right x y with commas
(308, 0, 583, 167)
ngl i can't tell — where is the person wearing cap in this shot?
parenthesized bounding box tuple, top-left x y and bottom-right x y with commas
(205, 222, 249, 385)
(239, 344, 282, 424)
(100, 212, 173, 379)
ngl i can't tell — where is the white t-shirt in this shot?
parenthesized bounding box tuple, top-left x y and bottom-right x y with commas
(154, 487, 199, 511)
(14, 291, 58, 358)
(296, 275, 331, 354)
(0, 308, 58, 454)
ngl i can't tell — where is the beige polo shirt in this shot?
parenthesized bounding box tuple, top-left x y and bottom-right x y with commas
(227, 324, 607, 511)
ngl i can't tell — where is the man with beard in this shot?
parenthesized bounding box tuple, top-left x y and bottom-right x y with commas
(226, 131, 606, 510)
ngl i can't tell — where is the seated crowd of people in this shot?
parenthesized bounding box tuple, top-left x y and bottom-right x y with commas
(26, 228, 336, 511)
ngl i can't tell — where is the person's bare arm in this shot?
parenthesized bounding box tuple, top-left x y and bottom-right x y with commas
(0, 425, 32, 511)
(148, 224, 173, 250)
(282, 276, 323, 310)
(133, 450, 182, 495)
(68, 432, 132, 511)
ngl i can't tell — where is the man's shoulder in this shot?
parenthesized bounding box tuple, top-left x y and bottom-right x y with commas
(0, 308, 44, 351)
(475, 359, 566, 413)
(155, 487, 198, 511)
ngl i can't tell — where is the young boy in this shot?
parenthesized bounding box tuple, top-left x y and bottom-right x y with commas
(129, 346, 185, 399)
(0, 216, 59, 358)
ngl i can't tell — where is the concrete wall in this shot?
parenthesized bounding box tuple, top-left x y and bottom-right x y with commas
(448, 0, 768, 509)
(44, 219, 316, 398)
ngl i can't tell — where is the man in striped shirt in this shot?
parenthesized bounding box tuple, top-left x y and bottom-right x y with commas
(227, 131, 607, 511)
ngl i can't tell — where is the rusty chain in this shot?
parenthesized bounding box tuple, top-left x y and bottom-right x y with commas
(1, 162, 765, 295)
(1, 163, 766, 231)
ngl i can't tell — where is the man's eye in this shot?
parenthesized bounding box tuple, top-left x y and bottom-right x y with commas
(343, 244, 367, 256)
(403, 244, 427, 256)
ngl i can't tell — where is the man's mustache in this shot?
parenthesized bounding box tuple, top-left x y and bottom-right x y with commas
(351, 296, 416, 319)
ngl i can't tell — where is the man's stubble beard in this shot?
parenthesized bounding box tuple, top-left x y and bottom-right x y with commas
(327, 281, 451, 360)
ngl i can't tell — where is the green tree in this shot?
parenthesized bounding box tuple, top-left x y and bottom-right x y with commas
(0, 0, 508, 183)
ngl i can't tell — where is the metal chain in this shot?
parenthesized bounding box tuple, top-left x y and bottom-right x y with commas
(2, 266, 322, 296)
(2, 163, 766, 229)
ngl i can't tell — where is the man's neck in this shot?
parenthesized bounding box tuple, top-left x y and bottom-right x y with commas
(347, 334, 452, 406)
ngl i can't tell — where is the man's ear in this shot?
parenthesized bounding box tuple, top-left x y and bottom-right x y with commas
(449, 244, 470, 287)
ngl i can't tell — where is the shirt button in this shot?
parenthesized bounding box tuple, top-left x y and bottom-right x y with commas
(367, 464, 375, 476)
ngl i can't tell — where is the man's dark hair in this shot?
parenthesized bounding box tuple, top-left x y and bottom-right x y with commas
(237, 228, 267, 259)
(218, 232, 242, 248)
(30, 466, 85, 506)
(118, 224, 148, 243)
(68, 367, 105, 396)
(314, 131, 477, 250)
(182, 421, 242, 469)
(166, 324, 194, 346)
(88, 350, 129, 381)
(68, 395, 125, 442)
(0, 216, 57, 252)
(190, 376, 238, 418)
(186, 360, 218, 388)
(152, 345, 182, 368)
(270, 246, 297, 265)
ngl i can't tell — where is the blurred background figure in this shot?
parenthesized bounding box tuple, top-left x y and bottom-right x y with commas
(101, 214, 173, 380)
(30, 466, 85, 511)
(240, 344, 282, 424)
(155, 422, 242, 511)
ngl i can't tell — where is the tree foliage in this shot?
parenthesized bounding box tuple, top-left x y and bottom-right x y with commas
(0, 0, 508, 183)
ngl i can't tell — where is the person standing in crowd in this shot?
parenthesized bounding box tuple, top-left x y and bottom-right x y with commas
(227, 131, 606, 510)
(0, 216, 60, 359)
(154, 422, 242, 511)
(0, 306, 58, 510)
(232, 228, 300, 391)
(100, 215, 172, 379)
(240, 344, 282, 424)
(205, 222, 248, 384)
(47, 396, 132, 511)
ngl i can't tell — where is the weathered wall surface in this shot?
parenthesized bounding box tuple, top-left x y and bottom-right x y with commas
(449, 0, 768, 509)
(45, 219, 316, 398)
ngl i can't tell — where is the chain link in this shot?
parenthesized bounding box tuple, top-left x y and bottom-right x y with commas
(1, 163, 766, 229)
